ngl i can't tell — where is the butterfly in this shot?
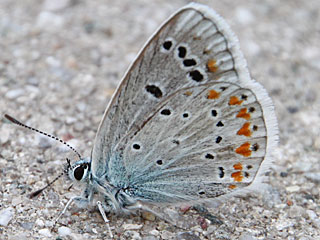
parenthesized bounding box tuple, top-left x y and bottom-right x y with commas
(5, 2, 278, 236)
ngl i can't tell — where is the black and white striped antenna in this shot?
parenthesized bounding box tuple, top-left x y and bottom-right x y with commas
(4, 114, 80, 197)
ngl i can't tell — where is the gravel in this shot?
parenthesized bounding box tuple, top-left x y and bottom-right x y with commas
(1, 0, 319, 239)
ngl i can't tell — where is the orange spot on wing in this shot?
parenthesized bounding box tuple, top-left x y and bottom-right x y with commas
(184, 91, 192, 96)
(207, 89, 220, 99)
(229, 184, 237, 189)
(236, 108, 251, 120)
(207, 59, 218, 73)
(229, 96, 243, 105)
(233, 162, 243, 170)
(231, 171, 243, 182)
(237, 122, 252, 137)
(235, 142, 252, 157)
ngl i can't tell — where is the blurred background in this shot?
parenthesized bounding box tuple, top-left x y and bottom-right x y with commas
(1, 0, 319, 239)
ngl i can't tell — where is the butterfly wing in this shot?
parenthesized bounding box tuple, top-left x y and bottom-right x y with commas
(91, 3, 277, 203)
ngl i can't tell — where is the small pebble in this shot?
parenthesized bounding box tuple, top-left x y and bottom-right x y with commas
(180, 205, 192, 214)
(305, 173, 320, 183)
(58, 226, 72, 236)
(0, 207, 14, 226)
(149, 229, 160, 236)
(11, 196, 23, 206)
(306, 210, 317, 220)
(235, 7, 254, 25)
(203, 225, 216, 235)
(239, 233, 256, 240)
(36, 11, 64, 29)
(123, 223, 143, 230)
(286, 200, 293, 206)
(5, 89, 24, 99)
(177, 231, 201, 240)
(42, 0, 73, 11)
(39, 228, 52, 237)
(123, 230, 141, 239)
(142, 211, 156, 221)
(19, 222, 34, 230)
(313, 219, 320, 229)
(286, 185, 300, 193)
(142, 236, 158, 240)
(161, 230, 175, 239)
(37, 135, 53, 149)
(197, 216, 208, 230)
(164, 208, 180, 222)
(0, 127, 11, 144)
(35, 219, 45, 227)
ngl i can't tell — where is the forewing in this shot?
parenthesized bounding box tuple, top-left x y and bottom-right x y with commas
(92, 2, 277, 204)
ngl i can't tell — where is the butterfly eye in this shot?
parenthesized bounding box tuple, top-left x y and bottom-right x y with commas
(74, 165, 85, 181)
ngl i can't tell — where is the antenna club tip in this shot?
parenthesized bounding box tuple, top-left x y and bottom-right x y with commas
(4, 114, 20, 124)
(4, 114, 12, 120)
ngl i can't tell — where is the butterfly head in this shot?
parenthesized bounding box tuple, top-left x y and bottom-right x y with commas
(68, 158, 91, 183)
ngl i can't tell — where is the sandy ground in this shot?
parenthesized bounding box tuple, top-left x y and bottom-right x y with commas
(1, 0, 319, 239)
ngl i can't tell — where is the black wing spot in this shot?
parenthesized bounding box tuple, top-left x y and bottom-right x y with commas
(199, 191, 206, 195)
(182, 113, 189, 118)
(178, 46, 187, 58)
(241, 94, 248, 100)
(183, 59, 197, 67)
(220, 86, 227, 91)
(172, 139, 180, 145)
(253, 125, 258, 131)
(188, 70, 203, 82)
(249, 107, 255, 112)
(244, 172, 250, 177)
(156, 160, 163, 165)
(205, 153, 214, 159)
(216, 136, 222, 143)
(211, 110, 217, 117)
(218, 167, 224, 178)
(216, 121, 224, 127)
(133, 144, 141, 150)
(247, 165, 253, 169)
(163, 41, 172, 50)
(160, 109, 171, 116)
(145, 85, 162, 98)
(252, 143, 259, 151)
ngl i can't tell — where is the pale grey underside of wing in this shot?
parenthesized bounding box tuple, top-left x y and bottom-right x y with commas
(91, 3, 278, 203)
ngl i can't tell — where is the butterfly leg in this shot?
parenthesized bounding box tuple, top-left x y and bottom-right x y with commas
(97, 201, 113, 238)
(54, 187, 93, 227)
(53, 195, 89, 228)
